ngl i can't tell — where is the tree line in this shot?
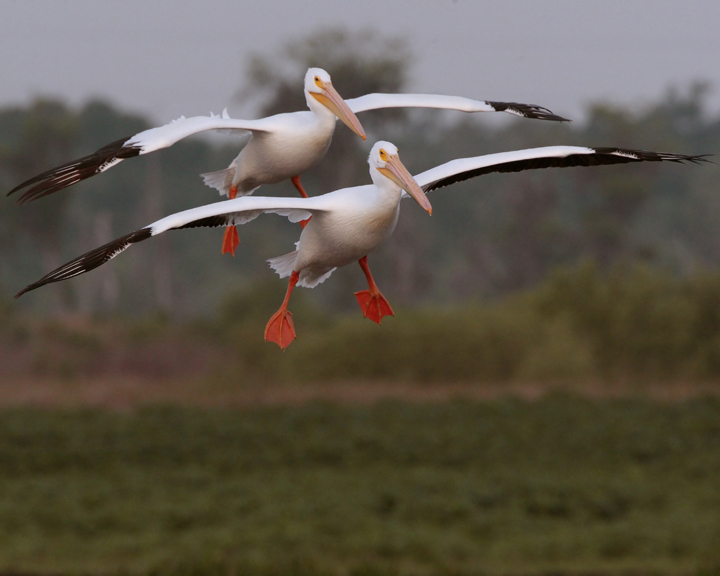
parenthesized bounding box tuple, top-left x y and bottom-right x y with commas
(1, 30, 717, 317)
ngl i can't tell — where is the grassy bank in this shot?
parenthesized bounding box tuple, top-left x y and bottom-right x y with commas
(7, 263, 720, 387)
(1, 397, 720, 575)
(220, 263, 720, 383)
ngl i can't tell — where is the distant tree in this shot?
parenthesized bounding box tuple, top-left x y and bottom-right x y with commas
(0, 98, 230, 313)
(442, 82, 719, 296)
(3, 56, 717, 317)
(0, 100, 81, 308)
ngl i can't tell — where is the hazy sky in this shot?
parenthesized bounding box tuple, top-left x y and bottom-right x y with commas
(2, 1, 719, 123)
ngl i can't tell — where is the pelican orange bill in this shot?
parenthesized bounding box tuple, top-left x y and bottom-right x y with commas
(378, 154, 432, 214)
(311, 82, 367, 141)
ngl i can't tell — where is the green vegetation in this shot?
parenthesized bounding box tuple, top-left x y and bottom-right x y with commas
(1, 397, 720, 575)
(8, 263, 720, 386)
(217, 263, 720, 383)
(3, 27, 720, 576)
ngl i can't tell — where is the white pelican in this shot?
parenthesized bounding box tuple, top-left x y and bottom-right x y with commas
(16, 142, 706, 349)
(6, 68, 568, 256)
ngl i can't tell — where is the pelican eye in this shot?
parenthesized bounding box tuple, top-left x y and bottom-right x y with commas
(314, 76, 323, 87)
(379, 149, 387, 160)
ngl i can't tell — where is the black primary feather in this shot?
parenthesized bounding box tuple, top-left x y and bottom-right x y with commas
(15, 228, 152, 298)
(176, 215, 234, 230)
(422, 148, 711, 193)
(15, 213, 240, 298)
(7, 137, 141, 204)
(486, 101, 570, 122)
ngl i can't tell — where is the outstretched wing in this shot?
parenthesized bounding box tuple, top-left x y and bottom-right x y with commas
(345, 93, 569, 122)
(7, 112, 272, 205)
(15, 195, 329, 298)
(413, 146, 710, 193)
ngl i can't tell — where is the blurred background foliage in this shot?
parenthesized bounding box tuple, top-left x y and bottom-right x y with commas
(1, 28, 720, 386)
(6, 262, 720, 385)
(2, 29, 720, 576)
(1, 29, 718, 318)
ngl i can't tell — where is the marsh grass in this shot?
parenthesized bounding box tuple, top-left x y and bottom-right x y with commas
(220, 263, 720, 384)
(1, 397, 720, 575)
(7, 264, 720, 386)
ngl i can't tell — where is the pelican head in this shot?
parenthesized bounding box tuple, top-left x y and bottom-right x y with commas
(369, 141, 432, 215)
(304, 68, 366, 141)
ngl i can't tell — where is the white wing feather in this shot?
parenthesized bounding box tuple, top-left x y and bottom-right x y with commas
(346, 93, 498, 114)
(413, 146, 595, 190)
(408, 145, 705, 197)
(124, 115, 274, 154)
(149, 195, 333, 235)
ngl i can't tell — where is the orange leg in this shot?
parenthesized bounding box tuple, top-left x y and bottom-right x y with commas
(354, 256, 394, 325)
(222, 185, 240, 256)
(291, 175, 312, 229)
(221, 226, 240, 256)
(291, 175, 309, 198)
(265, 271, 300, 350)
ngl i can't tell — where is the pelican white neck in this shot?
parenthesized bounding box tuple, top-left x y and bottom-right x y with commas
(303, 68, 367, 140)
(368, 141, 432, 214)
(304, 68, 334, 116)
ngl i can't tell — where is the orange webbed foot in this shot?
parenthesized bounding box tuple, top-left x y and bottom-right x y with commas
(264, 309, 296, 350)
(221, 225, 240, 256)
(354, 289, 394, 325)
(299, 216, 312, 229)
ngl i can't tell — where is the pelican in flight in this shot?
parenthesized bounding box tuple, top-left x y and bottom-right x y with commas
(7, 68, 568, 256)
(17, 142, 707, 347)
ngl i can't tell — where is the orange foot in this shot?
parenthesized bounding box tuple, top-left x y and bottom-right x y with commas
(299, 216, 312, 229)
(264, 309, 296, 350)
(222, 225, 240, 256)
(354, 289, 394, 325)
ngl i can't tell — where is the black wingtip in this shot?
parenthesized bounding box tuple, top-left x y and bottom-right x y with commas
(422, 146, 711, 194)
(691, 154, 714, 164)
(7, 177, 38, 198)
(6, 137, 139, 204)
(591, 148, 713, 165)
(15, 285, 34, 299)
(543, 115, 571, 123)
(487, 101, 571, 123)
(15, 275, 52, 298)
(15, 227, 152, 298)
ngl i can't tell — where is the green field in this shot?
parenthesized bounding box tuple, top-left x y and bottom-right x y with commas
(1, 397, 720, 576)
